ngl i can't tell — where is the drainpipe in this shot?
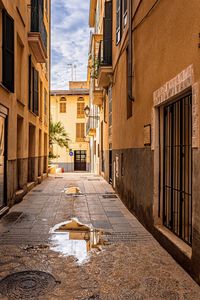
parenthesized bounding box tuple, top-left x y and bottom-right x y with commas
(128, 0, 134, 101)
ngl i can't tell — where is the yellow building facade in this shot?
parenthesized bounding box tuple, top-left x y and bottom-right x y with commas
(51, 83, 90, 172)
(0, 0, 50, 214)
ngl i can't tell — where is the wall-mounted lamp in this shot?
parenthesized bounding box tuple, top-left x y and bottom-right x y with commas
(84, 105, 90, 117)
(84, 105, 100, 120)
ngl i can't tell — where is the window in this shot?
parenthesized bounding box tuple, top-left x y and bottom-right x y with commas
(126, 46, 132, 119)
(76, 123, 85, 142)
(2, 10, 14, 92)
(116, 0, 121, 44)
(103, 97, 107, 123)
(60, 97, 66, 113)
(17, 35, 24, 101)
(28, 56, 39, 115)
(103, 1, 112, 65)
(108, 87, 112, 137)
(123, 0, 127, 27)
(44, 89, 47, 115)
(77, 97, 85, 118)
(163, 94, 192, 245)
(39, 80, 43, 119)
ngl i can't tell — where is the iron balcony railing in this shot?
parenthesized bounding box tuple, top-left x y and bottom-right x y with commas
(96, 40, 112, 76)
(31, 0, 47, 51)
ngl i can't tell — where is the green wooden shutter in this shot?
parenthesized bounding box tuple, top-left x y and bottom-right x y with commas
(2, 10, 14, 93)
(103, 1, 112, 65)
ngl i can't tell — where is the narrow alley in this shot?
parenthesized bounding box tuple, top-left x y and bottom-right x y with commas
(1, 0, 200, 298)
(0, 173, 199, 299)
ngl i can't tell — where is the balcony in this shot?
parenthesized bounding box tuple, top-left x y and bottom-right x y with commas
(28, 0, 47, 63)
(86, 117, 96, 136)
(97, 1, 112, 88)
(97, 41, 112, 89)
(86, 106, 99, 136)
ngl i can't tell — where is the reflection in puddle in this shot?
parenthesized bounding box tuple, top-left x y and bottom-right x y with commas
(50, 218, 104, 263)
(63, 186, 83, 196)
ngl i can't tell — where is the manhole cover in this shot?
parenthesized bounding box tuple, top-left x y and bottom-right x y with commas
(102, 194, 118, 199)
(0, 271, 58, 299)
(87, 179, 101, 181)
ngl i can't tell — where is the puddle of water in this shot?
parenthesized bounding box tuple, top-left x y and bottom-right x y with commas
(62, 186, 85, 197)
(50, 218, 104, 264)
(65, 186, 80, 194)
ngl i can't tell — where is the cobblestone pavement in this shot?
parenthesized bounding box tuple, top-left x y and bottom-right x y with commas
(0, 173, 199, 299)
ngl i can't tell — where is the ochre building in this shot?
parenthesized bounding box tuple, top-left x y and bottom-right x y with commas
(88, 0, 200, 283)
(0, 0, 50, 214)
(51, 82, 90, 172)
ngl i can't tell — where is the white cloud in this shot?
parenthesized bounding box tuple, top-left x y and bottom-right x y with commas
(51, 0, 90, 90)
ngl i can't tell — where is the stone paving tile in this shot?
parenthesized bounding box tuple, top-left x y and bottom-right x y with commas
(92, 220, 112, 230)
(106, 211, 124, 217)
(90, 214, 109, 221)
(0, 173, 199, 299)
(108, 217, 130, 225)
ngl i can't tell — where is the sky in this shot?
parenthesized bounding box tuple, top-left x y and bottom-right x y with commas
(51, 0, 91, 90)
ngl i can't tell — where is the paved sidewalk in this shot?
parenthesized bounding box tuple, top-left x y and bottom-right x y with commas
(0, 173, 199, 299)
(0, 173, 151, 244)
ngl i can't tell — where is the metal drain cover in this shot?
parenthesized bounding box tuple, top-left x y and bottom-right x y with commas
(0, 271, 57, 299)
(102, 194, 118, 199)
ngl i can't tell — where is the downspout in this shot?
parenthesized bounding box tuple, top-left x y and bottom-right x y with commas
(128, 0, 134, 101)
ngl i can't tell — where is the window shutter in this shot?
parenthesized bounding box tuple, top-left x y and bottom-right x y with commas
(2, 10, 14, 93)
(81, 123, 85, 139)
(103, 1, 112, 65)
(76, 123, 84, 141)
(76, 123, 80, 141)
(33, 68, 39, 115)
(28, 56, 32, 110)
(77, 102, 85, 118)
(116, 0, 122, 44)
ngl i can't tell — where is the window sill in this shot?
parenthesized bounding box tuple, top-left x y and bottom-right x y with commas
(0, 83, 11, 94)
(29, 110, 38, 118)
(17, 99, 25, 107)
(155, 225, 192, 259)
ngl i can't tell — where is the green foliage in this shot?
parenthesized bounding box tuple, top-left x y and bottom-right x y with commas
(90, 57, 100, 79)
(49, 121, 70, 149)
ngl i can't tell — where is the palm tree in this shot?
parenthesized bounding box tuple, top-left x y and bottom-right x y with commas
(49, 121, 70, 158)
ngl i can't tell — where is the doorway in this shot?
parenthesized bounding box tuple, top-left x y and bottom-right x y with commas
(109, 148, 112, 184)
(0, 113, 6, 208)
(74, 150, 86, 171)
